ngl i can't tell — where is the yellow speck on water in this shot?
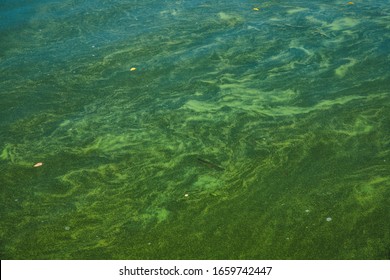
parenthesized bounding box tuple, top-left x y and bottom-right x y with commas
(347, 2, 354, 5)
(253, 8, 260, 11)
(130, 67, 136, 71)
(33, 162, 43, 167)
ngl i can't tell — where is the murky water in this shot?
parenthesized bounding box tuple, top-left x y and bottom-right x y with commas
(1, 0, 389, 259)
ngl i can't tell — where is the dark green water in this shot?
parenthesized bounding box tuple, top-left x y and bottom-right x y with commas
(1, 0, 389, 259)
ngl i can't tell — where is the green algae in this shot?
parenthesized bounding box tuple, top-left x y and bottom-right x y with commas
(1, 0, 390, 260)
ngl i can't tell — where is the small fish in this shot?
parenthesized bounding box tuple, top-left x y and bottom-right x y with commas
(197, 158, 224, 171)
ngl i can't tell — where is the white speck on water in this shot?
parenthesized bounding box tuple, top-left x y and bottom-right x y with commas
(305, 209, 310, 213)
(64, 226, 71, 231)
(326, 217, 332, 222)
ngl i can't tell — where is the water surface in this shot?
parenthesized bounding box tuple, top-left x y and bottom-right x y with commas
(1, 0, 389, 259)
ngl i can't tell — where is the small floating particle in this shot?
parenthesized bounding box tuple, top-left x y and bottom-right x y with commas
(33, 162, 43, 167)
(64, 226, 70, 231)
(184, 193, 189, 197)
(305, 209, 310, 213)
(347, 1, 354, 4)
(253, 8, 260, 11)
(326, 217, 332, 222)
(130, 67, 137, 71)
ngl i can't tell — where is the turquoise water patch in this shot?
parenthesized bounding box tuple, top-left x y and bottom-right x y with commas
(1, 0, 389, 259)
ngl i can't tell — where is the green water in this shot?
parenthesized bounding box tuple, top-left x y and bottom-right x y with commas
(1, 0, 389, 259)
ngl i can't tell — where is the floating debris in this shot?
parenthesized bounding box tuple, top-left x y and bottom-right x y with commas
(326, 217, 332, 222)
(253, 8, 260, 11)
(130, 67, 137, 71)
(33, 162, 43, 167)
